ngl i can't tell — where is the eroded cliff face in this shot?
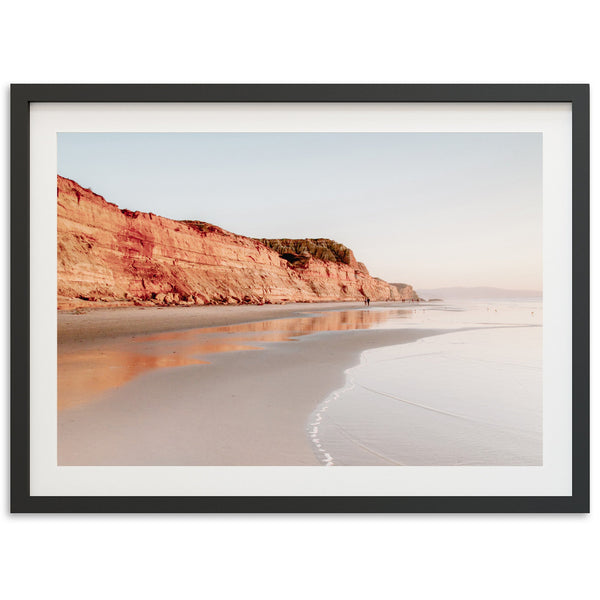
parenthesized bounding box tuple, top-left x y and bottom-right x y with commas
(57, 176, 417, 309)
(390, 282, 420, 301)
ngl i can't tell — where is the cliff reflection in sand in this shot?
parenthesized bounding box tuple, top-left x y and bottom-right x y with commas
(58, 308, 411, 410)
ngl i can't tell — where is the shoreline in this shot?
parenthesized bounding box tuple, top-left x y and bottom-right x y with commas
(57, 299, 541, 466)
(58, 303, 449, 465)
(309, 326, 543, 466)
(58, 300, 422, 347)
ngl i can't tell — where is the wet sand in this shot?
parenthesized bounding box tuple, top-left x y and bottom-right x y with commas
(59, 301, 403, 346)
(57, 302, 445, 465)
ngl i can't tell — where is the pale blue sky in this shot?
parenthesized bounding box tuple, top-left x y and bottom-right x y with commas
(58, 132, 542, 290)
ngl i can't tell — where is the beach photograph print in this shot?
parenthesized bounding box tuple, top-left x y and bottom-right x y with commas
(57, 132, 542, 467)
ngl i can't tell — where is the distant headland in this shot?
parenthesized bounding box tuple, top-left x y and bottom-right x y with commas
(417, 286, 543, 300)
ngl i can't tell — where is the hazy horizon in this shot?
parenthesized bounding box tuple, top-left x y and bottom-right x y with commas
(415, 285, 543, 299)
(58, 132, 542, 290)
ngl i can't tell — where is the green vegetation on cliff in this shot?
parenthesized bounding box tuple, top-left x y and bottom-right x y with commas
(181, 220, 225, 234)
(259, 238, 353, 265)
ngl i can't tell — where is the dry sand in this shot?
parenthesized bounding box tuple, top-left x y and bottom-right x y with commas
(58, 302, 445, 466)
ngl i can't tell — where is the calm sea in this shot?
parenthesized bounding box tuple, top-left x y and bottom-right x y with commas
(308, 299, 543, 466)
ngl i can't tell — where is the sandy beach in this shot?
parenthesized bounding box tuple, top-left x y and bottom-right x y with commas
(59, 301, 411, 346)
(58, 301, 445, 465)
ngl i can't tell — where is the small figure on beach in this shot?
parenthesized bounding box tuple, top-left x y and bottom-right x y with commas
(366, 297, 370, 306)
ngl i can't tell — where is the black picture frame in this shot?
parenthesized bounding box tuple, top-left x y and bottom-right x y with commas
(11, 84, 590, 513)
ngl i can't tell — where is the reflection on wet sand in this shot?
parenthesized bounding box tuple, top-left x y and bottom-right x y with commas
(58, 351, 209, 410)
(58, 308, 410, 410)
(143, 308, 409, 340)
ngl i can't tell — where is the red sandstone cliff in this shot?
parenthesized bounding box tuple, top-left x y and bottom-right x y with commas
(57, 176, 418, 309)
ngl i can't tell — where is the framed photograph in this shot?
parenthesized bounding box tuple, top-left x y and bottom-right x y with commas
(11, 84, 589, 513)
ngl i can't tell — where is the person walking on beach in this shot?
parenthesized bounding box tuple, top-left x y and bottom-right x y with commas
(366, 297, 370, 306)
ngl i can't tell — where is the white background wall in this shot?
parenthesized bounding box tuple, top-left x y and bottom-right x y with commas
(0, 2, 596, 598)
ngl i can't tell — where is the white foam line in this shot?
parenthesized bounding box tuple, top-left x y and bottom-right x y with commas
(306, 342, 446, 465)
(306, 376, 357, 466)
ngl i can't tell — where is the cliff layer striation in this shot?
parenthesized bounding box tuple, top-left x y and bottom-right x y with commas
(57, 176, 417, 309)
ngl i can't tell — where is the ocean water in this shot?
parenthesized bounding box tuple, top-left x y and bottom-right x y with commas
(308, 299, 543, 466)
